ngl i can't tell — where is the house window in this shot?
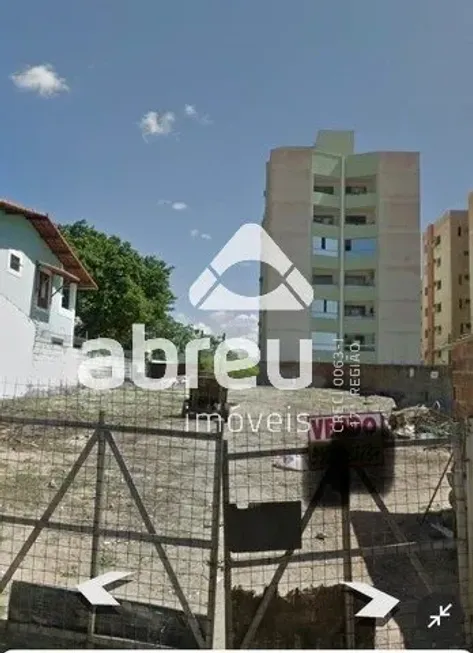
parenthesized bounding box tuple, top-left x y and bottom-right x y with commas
(8, 250, 22, 276)
(36, 270, 51, 310)
(9, 253, 21, 272)
(61, 281, 71, 310)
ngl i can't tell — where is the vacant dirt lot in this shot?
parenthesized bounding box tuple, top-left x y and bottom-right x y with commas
(0, 384, 461, 648)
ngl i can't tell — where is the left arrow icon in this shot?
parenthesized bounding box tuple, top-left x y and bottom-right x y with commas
(77, 571, 133, 606)
(342, 581, 399, 619)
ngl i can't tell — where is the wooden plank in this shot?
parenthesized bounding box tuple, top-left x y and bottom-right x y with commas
(8, 581, 208, 649)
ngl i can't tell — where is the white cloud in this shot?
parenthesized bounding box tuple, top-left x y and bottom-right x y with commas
(184, 104, 197, 117)
(10, 64, 69, 97)
(140, 111, 175, 139)
(174, 313, 213, 335)
(158, 200, 188, 211)
(190, 229, 211, 240)
(210, 311, 259, 342)
(183, 103, 212, 125)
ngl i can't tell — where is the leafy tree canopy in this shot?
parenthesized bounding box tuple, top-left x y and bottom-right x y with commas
(60, 220, 198, 350)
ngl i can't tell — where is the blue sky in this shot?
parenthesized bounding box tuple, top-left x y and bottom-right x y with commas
(1, 0, 473, 339)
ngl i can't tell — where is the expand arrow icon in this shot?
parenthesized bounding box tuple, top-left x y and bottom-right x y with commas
(77, 571, 133, 606)
(343, 581, 399, 618)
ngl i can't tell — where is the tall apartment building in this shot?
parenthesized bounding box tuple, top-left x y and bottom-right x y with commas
(259, 129, 421, 365)
(422, 211, 470, 365)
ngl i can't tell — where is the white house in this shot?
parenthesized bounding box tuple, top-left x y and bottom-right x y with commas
(0, 199, 97, 396)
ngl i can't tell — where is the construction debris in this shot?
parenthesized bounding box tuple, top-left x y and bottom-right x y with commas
(388, 404, 456, 440)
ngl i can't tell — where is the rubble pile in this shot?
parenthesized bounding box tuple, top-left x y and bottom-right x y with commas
(388, 404, 456, 440)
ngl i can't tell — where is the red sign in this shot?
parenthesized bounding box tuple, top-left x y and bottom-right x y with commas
(308, 412, 384, 443)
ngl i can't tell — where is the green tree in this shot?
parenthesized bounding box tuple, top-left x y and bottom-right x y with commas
(59, 220, 195, 349)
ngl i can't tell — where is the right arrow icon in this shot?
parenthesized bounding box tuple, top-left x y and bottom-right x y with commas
(343, 581, 399, 619)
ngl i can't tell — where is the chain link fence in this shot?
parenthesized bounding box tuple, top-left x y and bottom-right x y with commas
(0, 381, 222, 649)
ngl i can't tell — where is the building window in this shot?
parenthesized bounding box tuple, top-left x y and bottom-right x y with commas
(312, 299, 338, 318)
(36, 270, 51, 310)
(345, 304, 374, 317)
(424, 308, 428, 316)
(424, 287, 428, 295)
(435, 258, 441, 267)
(424, 329, 428, 338)
(466, 274, 470, 281)
(314, 184, 335, 195)
(465, 251, 469, 256)
(313, 236, 338, 256)
(345, 333, 375, 351)
(313, 274, 334, 285)
(458, 226, 462, 236)
(434, 235, 441, 246)
(467, 323, 472, 331)
(435, 325, 442, 334)
(345, 215, 367, 225)
(467, 298, 471, 306)
(312, 331, 338, 351)
(345, 272, 375, 286)
(434, 303, 441, 312)
(8, 250, 23, 276)
(435, 280, 441, 290)
(313, 214, 335, 225)
(345, 238, 376, 254)
(61, 281, 72, 310)
(345, 185, 368, 195)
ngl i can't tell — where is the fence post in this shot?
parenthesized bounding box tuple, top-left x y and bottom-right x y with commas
(452, 422, 470, 647)
(87, 409, 107, 645)
(461, 417, 473, 646)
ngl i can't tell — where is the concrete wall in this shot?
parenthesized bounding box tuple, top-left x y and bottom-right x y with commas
(260, 147, 313, 362)
(0, 210, 76, 346)
(257, 361, 453, 411)
(376, 152, 421, 364)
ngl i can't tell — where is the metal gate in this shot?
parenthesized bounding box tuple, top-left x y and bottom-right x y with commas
(0, 387, 222, 649)
(222, 408, 468, 649)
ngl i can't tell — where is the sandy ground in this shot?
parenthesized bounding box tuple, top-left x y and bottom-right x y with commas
(0, 384, 462, 649)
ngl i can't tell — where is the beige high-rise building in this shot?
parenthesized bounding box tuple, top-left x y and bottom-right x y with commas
(422, 211, 470, 365)
(259, 129, 421, 366)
